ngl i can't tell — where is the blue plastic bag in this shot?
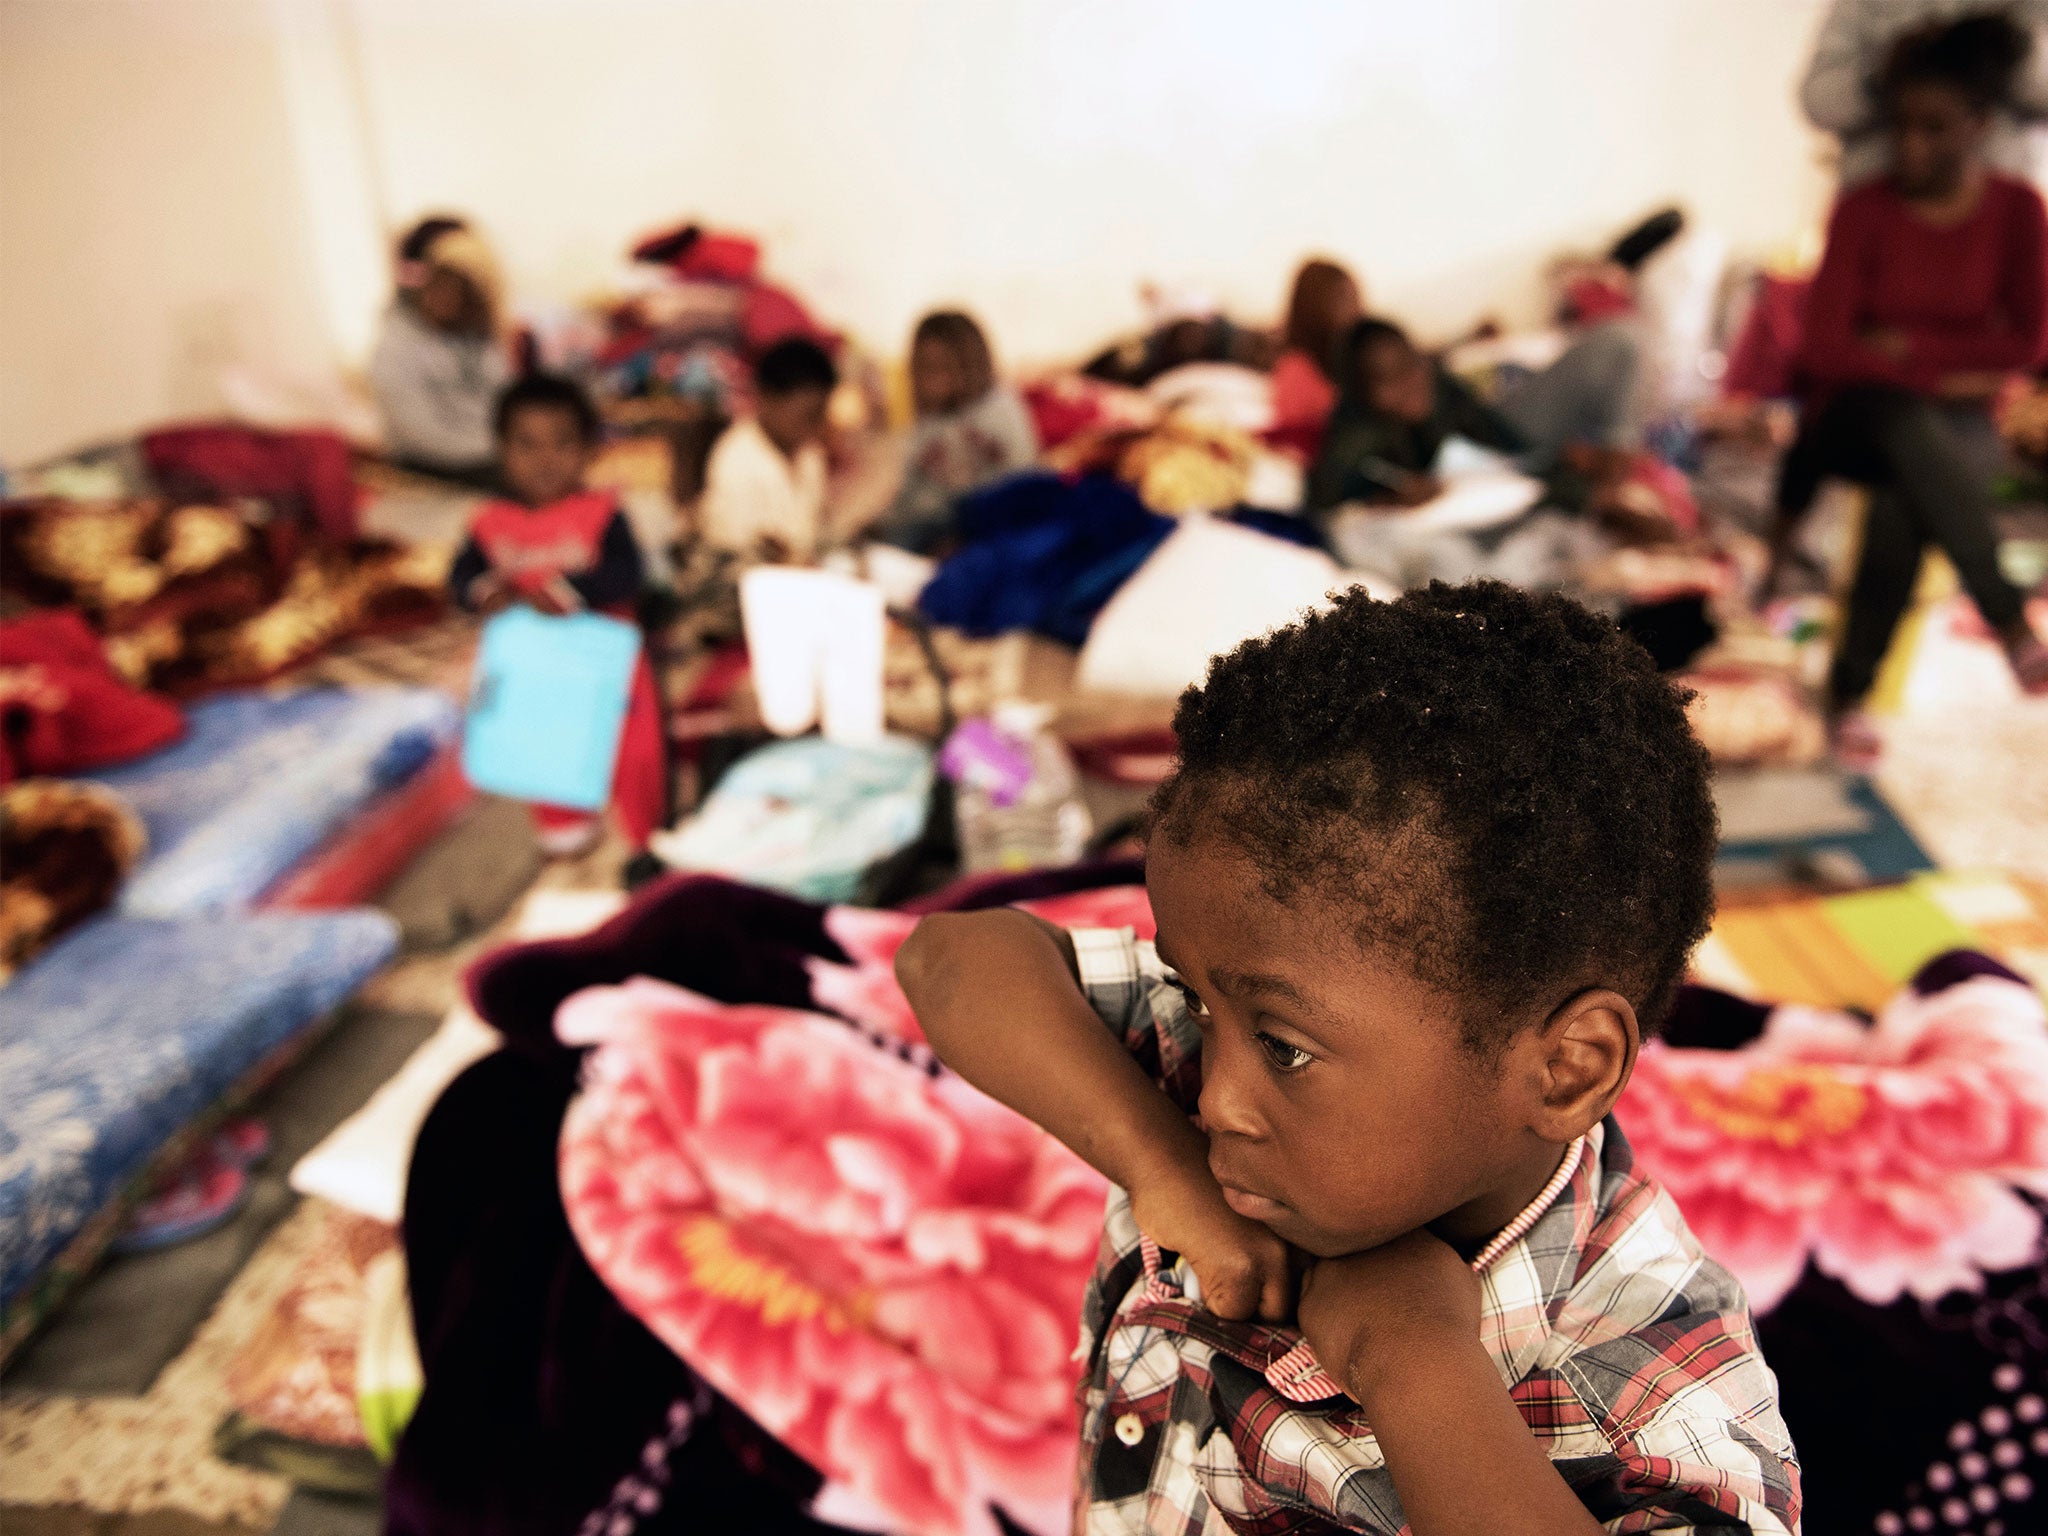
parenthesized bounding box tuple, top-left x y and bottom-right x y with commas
(462, 608, 641, 812)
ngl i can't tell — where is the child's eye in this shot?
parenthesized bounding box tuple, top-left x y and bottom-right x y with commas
(1255, 1032, 1313, 1073)
(1166, 976, 1208, 1018)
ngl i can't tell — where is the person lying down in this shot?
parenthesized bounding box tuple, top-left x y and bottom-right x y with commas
(897, 581, 1800, 1535)
(1308, 318, 1688, 592)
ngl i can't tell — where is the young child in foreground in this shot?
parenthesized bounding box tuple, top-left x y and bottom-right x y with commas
(698, 338, 839, 564)
(449, 373, 665, 858)
(897, 581, 1800, 1535)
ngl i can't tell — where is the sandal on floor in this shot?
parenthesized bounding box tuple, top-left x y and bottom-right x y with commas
(113, 1139, 249, 1254)
(1829, 710, 1884, 773)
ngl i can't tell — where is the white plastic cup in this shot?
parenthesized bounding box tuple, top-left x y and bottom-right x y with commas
(739, 566, 887, 746)
(741, 567, 826, 736)
(818, 578, 886, 747)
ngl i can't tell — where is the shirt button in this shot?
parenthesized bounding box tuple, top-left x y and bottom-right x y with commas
(1114, 1412, 1145, 1447)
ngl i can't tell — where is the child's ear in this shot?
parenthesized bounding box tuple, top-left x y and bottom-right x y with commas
(1523, 988, 1639, 1140)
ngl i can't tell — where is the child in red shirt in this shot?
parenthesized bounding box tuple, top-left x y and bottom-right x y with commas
(450, 374, 666, 857)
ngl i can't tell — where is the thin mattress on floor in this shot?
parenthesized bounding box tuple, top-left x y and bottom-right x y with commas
(0, 908, 399, 1307)
(86, 686, 461, 917)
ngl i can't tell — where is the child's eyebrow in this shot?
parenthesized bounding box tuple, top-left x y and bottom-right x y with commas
(1211, 966, 1344, 1047)
(1152, 946, 1341, 1045)
(1211, 966, 1308, 1006)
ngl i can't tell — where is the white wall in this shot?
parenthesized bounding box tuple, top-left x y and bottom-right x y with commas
(0, 0, 338, 464)
(0, 0, 1833, 465)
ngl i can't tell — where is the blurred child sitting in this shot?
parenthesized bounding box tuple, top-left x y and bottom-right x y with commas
(875, 311, 1040, 553)
(1308, 317, 1641, 514)
(698, 339, 839, 563)
(371, 218, 512, 487)
(1311, 319, 1689, 594)
(449, 374, 665, 857)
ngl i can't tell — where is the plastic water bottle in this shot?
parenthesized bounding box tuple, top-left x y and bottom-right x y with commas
(941, 704, 1093, 874)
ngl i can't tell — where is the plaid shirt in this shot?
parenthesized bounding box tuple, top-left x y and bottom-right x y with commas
(1069, 927, 1802, 1536)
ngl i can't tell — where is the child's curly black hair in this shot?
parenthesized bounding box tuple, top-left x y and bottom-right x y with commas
(1150, 580, 1717, 1049)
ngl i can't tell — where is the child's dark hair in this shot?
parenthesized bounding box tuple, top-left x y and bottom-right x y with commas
(1283, 258, 1361, 367)
(912, 310, 996, 396)
(494, 372, 601, 444)
(397, 214, 468, 264)
(1336, 317, 1420, 400)
(1150, 581, 1717, 1048)
(1883, 11, 2033, 113)
(1341, 316, 1416, 372)
(755, 338, 839, 397)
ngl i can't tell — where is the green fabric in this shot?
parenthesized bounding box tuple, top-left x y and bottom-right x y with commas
(1824, 882, 1983, 986)
(357, 1247, 423, 1462)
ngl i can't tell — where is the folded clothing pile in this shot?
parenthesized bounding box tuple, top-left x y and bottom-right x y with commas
(918, 472, 1173, 646)
(653, 735, 935, 903)
(583, 218, 837, 424)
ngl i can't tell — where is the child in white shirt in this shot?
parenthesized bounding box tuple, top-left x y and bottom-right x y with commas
(698, 339, 837, 563)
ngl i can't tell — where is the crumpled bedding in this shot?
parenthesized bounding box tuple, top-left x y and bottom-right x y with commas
(1630, 958, 2048, 1313)
(0, 496, 446, 698)
(917, 472, 1173, 647)
(0, 779, 146, 983)
(0, 609, 186, 784)
(559, 983, 1101, 1536)
(388, 871, 1133, 1535)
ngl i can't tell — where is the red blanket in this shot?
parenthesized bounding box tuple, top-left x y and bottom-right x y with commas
(0, 610, 184, 784)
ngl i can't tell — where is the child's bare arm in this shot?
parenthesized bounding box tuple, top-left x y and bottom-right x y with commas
(896, 910, 1295, 1321)
(1299, 1234, 1604, 1536)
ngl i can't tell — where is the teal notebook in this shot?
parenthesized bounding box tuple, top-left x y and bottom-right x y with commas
(462, 608, 641, 812)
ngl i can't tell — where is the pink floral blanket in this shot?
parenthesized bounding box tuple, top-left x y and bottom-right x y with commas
(557, 883, 2048, 1534)
(556, 888, 1150, 1536)
(1625, 970, 2048, 1313)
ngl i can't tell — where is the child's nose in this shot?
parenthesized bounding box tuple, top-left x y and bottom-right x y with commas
(1196, 1037, 1266, 1142)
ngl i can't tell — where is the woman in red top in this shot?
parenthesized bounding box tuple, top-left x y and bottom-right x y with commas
(1779, 13, 2048, 765)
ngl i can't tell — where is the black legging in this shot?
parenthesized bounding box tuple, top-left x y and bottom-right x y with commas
(1776, 385, 2026, 709)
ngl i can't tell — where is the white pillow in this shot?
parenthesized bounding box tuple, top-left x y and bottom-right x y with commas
(1077, 517, 1386, 699)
